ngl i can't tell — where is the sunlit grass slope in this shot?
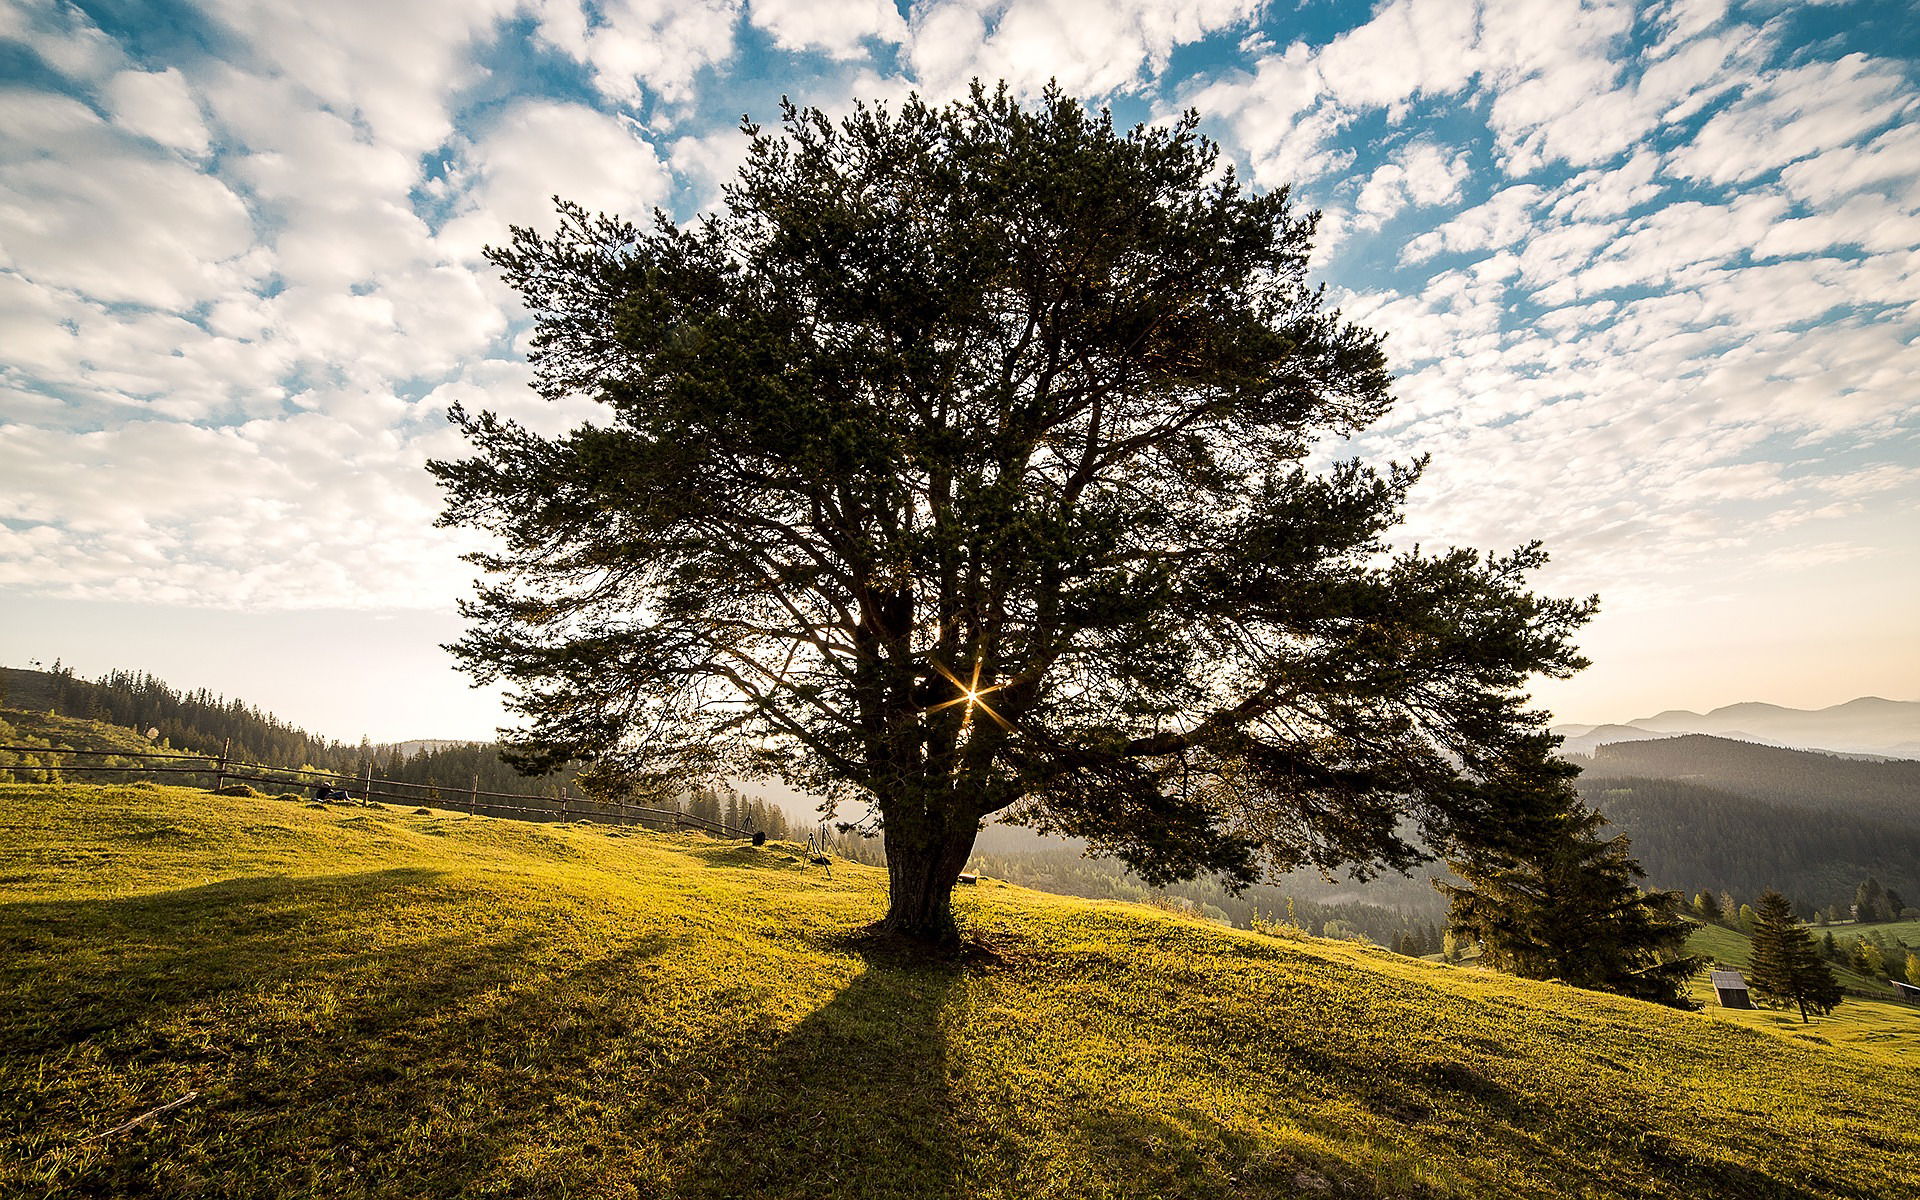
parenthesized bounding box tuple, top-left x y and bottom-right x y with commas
(4, 782, 1916, 1200)
(1685, 922, 1920, 1067)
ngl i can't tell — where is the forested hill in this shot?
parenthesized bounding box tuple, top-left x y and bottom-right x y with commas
(0, 664, 575, 798)
(1, 664, 358, 769)
(1580, 775, 1920, 906)
(1577, 734, 1920, 826)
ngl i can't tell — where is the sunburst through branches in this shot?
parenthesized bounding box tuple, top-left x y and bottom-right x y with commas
(926, 657, 1014, 734)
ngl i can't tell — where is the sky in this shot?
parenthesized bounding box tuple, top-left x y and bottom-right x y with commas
(0, 0, 1916, 744)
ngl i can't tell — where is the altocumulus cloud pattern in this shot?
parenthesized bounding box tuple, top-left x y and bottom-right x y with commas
(0, 0, 1915, 632)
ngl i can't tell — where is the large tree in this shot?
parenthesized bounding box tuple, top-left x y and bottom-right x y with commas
(1747, 889, 1842, 1023)
(1436, 757, 1701, 1008)
(433, 85, 1594, 942)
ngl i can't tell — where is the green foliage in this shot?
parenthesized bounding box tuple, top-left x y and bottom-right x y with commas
(1578, 773, 1920, 909)
(6, 781, 1917, 1199)
(1686, 922, 1888, 999)
(1744, 890, 1843, 1023)
(1438, 758, 1700, 1008)
(1854, 877, 1898, 923)
(1582, 735, 1920, 829)
(1906, 951, 1920, 987)
(435, 84, 1594, 940)
(1854, 940, 1886, 978)
(1, 664, 353, 769)
(1692, 890, 1721, 922)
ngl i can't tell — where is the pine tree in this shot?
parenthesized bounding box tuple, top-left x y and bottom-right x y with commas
(434, 85, 1596, 944)
(1746, 890, 1842, 1023)
(1437, 758, 1700, 1009)
(1855, 877, 1888, 923)
(1693, 891, 1722, 923)
(1822, 930, 1838, 960)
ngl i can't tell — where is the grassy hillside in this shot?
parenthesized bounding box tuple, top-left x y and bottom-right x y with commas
(1684, 923, 1919, 1067)
(4, 783, 1917, 1199)
(0, 707, 168, 757)
(1686, 923, 1888, 995)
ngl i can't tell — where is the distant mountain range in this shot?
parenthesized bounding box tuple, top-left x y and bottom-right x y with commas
(1554, 697, 1920, 759)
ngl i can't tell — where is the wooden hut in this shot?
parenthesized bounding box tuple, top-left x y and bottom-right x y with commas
(1710, 969, 1753, 1009)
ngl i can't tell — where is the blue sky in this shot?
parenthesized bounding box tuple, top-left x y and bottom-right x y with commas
(1, 0, 1916, 742)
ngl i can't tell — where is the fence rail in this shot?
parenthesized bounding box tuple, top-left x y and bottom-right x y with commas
(0, 743, 748, 836)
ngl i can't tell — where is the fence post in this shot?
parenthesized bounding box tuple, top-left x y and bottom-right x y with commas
(470, 773, 478, 817)
(213, 738, 229, 794)
(363, 759, 373, 806)
(560, 785, 569, 822)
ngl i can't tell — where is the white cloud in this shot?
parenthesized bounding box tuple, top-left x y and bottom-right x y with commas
(1403, 184, 1546, 263)
(1312, 0, 1482, 112)
(909, 0, 1260, 101)
(437, 100, 673, 260)
(197, 0, 519, 155)
(1673, 53, 1917, 186)
(531, 0, 742, 107)
(1353, 141, 1470, 229)
(0, 0, 126, 83)
(101, 68, 211, 157)
(0, 90, 259, 309)
(749, 0, 904, 58)
(1777, 121, 1920, 210)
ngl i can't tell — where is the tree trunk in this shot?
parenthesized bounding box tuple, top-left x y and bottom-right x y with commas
(880, 816, 979, 944)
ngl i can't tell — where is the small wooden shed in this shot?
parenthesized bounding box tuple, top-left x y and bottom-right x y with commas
(1710, 969, 1753, 1009)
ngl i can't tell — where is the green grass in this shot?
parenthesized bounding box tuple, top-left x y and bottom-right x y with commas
(1685, 924, 1920, 1067)
(1686, 923, 1890, 994)
(4, 782, 1917, 1199)
(1843, 917, 1920, 946)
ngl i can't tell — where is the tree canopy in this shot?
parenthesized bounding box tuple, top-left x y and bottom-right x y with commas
(1437, 757, 1700, 1008)
(1746, 889, 1842, 1023)
(433, 84, 1595, 941)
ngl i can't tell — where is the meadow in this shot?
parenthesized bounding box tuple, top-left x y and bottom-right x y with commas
(3, 782, 1915, 1199)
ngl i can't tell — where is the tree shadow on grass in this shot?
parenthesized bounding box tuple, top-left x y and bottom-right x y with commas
(1062, 1042, 1837, 1200)
(670, 936, 968, 1200)
(0, 868, 678, 1198)
(0, 869, 457, 1051)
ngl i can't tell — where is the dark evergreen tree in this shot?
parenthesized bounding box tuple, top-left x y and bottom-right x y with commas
(1746, 889, 1842, 1023)
(1437, 756, 1700, 1008)
(434, 85, 1594, 942)
(1693, 890, 1721, 923)
(1855, 877, 1889, 923)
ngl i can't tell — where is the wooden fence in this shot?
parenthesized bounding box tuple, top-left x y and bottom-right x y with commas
(0, 743, 749, 836)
